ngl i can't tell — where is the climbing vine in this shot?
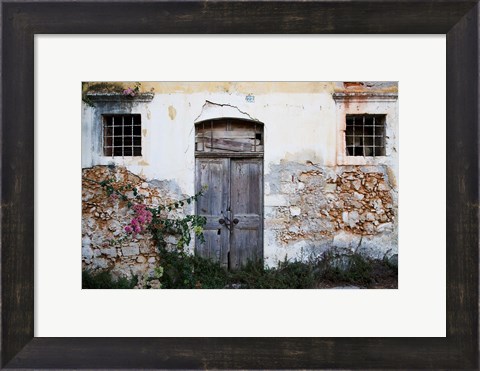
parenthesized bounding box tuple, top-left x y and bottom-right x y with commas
(83, 176, 207, 250)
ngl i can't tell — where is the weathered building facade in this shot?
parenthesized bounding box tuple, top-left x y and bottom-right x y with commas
(82, 81, 398, 278)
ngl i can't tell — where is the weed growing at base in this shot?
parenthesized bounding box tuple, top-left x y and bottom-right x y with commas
(82, 248, 397, 289)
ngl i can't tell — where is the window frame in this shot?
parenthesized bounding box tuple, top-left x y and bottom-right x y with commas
(345, 113, 387, 158)
(333, 92, 398, 166)
(102, 113, 142, 158)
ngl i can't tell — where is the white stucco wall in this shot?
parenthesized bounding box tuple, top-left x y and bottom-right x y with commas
(82, 85, 343, 186)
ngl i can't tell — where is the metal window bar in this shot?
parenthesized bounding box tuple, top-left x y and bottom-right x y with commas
(103, 116, 106, 156)
(254, 123, 257, 152)
(112, 116, 115, 158)
(346, 115, 386, 157)
(362, 115, 365, 156)
(352, 116, 355, 156)
(122, 115, 125, 158)
(101, 114, 142, 157)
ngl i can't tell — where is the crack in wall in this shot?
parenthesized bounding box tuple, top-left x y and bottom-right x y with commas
(194, 100, 260, 123)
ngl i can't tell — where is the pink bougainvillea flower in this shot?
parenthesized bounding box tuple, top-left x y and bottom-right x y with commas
(124, 203, 153, 237)
(123, 87, 136, 97)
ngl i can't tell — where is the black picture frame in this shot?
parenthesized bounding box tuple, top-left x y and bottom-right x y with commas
(1, 1, 478, 369)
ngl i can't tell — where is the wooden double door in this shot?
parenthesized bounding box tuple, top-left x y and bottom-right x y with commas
(195, 156, 263, 269)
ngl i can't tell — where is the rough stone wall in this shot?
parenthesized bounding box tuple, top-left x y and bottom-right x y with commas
(82, 165, 189, 281)
(265, 162, 398, 263)
(83, 163, 398, 277)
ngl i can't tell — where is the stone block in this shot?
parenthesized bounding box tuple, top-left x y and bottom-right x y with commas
(352, 179, 361, 190)
(288, 225, 300, 233)
(377, 222, 394, 233)
(92, 258, 108, 269)
(140, 244, 153, 254)
(323, 183, 337, 193)
(348, 210, 360, 227)
(91, 233, 105, 246)
(82, 247, 93, 260)
(165, 235, 178, 245)
(107, 220, 121, 232)
(101, 248, 117, 258)
(353, 192, 364, 200)
(363, 222, 376, 234)
(82, 236, 91, 249)
(289, 206, 301, 216)
(122, 244, 140, 256)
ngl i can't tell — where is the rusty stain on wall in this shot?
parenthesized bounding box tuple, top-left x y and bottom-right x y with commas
(168, 105, 177, 120)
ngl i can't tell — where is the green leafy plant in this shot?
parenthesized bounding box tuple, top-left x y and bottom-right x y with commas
(83, 175, 207, 251)
(82, 270, 138, 289)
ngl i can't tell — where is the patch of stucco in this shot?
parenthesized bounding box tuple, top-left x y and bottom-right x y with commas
(168, 105, 177, 120)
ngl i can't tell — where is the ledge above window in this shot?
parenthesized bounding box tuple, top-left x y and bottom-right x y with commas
(84, 92, 154, 103)
(333, 92, 398, 103)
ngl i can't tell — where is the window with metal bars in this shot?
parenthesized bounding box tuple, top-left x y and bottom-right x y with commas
(102, 114, 142, 157)
(345, 114, 386, 157)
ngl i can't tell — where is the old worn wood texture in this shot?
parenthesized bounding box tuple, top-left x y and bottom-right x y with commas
(195, 120, 264, 153)
(230, 158, 263, 268)
(195, 158, 230, 266)
(1, 0, 478, 369)
(195, 157, 263, 269)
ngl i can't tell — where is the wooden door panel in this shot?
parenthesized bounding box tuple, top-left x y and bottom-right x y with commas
(230, 229, 260, 270)
(195, 157, 263, 269)
(231, 159, 262, 214)
(195, 158, 229, 267)
(230, 159, 263, 268)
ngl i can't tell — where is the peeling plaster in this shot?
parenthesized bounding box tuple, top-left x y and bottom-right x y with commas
(264, 160, 398, 264)
(194, 100, 260, 123)
(82, 166, 193, 282)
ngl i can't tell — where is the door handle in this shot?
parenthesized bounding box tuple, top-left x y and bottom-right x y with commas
(219, 218, 225, 225)
(233, 218, 239, 225)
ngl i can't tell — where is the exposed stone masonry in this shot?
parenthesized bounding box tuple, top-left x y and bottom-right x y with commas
(82, 166, 187, 281)
(265, 163, 398, 261)
(83, 162, 399, 280)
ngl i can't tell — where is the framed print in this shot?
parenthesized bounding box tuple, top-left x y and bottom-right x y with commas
(36, 36, 443, 339)
(2, 1, 478, 369)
